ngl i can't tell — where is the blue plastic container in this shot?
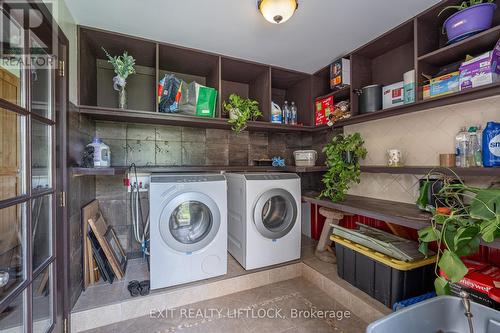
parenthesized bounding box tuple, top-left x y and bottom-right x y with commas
(482, 121, 500, 167)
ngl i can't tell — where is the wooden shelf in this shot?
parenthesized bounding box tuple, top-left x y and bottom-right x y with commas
(418, 25, 500, 66)
(315, 86, 350, 102)
(331, 81, 500, 128)
(70, 165, 329, 176)
(361, 166, 500, 177)
(302, 193, 500, 249)
(78, 105, 327, 133)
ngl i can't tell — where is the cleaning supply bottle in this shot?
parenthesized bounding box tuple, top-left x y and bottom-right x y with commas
(87, 137, 111, 167)
(482, 121, 500, 167)
(270, 102, 282, 124)
(455, 127, 468, 167)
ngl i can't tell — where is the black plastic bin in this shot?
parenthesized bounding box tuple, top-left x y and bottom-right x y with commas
(332, 235, 436, 308)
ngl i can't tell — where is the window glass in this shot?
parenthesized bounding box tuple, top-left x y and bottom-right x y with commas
(0, 203, 25, 303)
(32, 194, 52, 271)
(31, 120, 51, 191)
(0, 290, 24, 333)
(30, 35, 53, 119)
(0, 9, 25, 107)
(32, 265, 53, 333)
(0, 109, 25, 201)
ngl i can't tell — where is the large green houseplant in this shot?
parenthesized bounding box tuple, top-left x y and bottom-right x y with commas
(418, 172, 500, 295)
(223, 94, 262, 134)
(320, 133, 367, 202)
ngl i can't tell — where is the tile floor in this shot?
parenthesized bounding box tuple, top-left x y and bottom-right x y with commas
(73, 236, 318, 312)
(82, 278, 368, 333)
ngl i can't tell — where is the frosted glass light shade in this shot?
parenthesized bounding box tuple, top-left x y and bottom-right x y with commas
(258, 0, 298, 24)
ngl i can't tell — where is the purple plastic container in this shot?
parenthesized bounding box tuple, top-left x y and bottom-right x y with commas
(444, 3, 497, 42)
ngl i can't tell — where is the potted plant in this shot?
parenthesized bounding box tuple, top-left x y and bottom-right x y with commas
(319, 133, 367, 202)
(418, 171, 500, 295)
(102, 47, 136, 109)
(439, 0, 497, 44)
(223, 94, 262, 134)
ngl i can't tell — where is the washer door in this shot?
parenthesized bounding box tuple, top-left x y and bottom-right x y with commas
(159, 192, 221, 253)
(253, 189, 298, 240)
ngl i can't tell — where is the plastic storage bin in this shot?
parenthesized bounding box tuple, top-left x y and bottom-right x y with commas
(331, 234, 436, 307)
(293, 150, 317, 167)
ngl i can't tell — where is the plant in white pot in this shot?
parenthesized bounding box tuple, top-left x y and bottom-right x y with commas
(102, 47, 136, 109)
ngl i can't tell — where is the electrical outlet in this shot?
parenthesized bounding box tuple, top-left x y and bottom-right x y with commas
(126, 172, 150, 192)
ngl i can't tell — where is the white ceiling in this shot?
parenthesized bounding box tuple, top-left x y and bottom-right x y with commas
(65, 0, 440, 74)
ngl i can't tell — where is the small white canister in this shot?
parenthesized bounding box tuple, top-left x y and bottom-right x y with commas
(293, 150, 318, 167)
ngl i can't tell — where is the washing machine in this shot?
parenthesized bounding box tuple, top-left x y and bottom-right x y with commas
(150, 174, 227, 289)
(226, 173, 301, 270)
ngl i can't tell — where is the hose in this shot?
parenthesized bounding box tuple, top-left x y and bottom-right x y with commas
(129, 164, 150, 256)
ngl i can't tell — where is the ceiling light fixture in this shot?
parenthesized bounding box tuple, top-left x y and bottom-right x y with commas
(258, 0, 298, 24)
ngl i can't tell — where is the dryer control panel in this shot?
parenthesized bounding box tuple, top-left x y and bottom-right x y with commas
(151, 174, 225, 183)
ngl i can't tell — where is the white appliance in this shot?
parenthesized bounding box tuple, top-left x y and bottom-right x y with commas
(150, 174, 227, 289)
(226, 173, 301, 270)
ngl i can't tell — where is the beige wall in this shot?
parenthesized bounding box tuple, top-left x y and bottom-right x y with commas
(43, 0, 78, 104)
(344, 95, 500, 204)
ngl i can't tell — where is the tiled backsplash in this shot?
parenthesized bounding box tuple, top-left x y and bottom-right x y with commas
(92, 121, 335, 255)
(344, 95, 500, 204)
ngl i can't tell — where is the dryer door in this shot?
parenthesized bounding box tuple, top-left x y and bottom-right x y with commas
(159, 192, 221, 253)
(253, 189, 298, 240)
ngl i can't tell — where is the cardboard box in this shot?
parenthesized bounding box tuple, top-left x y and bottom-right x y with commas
(423, 84, 431, 100)
(382, 81, 404, 109)
(315, 95, 334, 126)
(430, 72, 459, 97)
(330, 58, 351, 90)
(459, 40, 500, 91)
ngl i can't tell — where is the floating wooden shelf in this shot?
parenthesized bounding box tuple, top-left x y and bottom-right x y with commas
(78, 105, 329, 133)
(302, 193, 500, 250)
(361, 165, 500, 177)
(315, 86, 350, 102)
(418, 25, 500, 66)
(70, 165, 328, 176)
(330, 82, 500, 128)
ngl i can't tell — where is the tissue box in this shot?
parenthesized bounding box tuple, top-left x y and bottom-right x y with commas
(430, 72, 459, 97)
(382, 82, 404, 109)
(459, 40, 500, 91)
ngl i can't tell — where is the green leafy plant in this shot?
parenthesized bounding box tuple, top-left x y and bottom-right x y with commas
(223, 94, 262, 134)
(438, 0, 495, 16)
(418, 172, 500, 295)
(102, 47, 136, 81)
(320, 133, 367, 202)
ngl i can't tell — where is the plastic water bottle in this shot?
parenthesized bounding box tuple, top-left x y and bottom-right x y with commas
(455, 127, 468, 167)
(290, 102, 298, 125)
(283, 101, 290, 125)
(467, 127, 482, 167)
(483, 121, 500, 167)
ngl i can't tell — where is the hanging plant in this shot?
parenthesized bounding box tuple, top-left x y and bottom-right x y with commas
(223, 94, 262, 134)
(417, 171, 500, 295)
(320, 133, 367, 202)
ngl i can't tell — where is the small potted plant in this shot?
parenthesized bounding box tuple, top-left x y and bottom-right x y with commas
(223, 94, 262, 134)
(439, 0, 497, 44)
(102, 47, 136, 109)
(418, 171, 500, 295)
(320, 133, 367, 202)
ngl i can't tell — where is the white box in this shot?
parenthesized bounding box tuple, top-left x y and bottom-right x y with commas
(382, 81, 404, 109)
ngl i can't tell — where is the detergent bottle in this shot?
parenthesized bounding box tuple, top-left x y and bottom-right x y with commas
(482, 122, 500, 167)
(87, 137, 111, 167)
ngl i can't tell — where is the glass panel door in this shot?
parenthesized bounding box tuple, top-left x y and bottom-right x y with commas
(1, 2, 64, 332)
(169, 201, 213, 244)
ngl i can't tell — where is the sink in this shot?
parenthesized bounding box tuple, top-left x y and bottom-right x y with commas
(366, 296, 500, 333)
